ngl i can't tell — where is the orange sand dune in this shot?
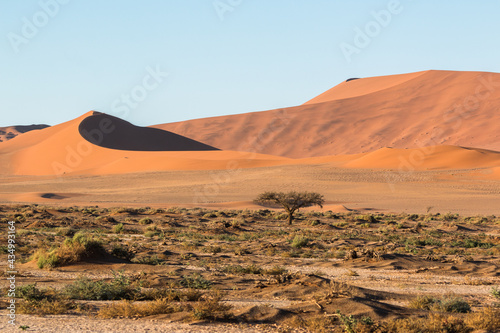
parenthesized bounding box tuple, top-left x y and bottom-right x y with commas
(0, 112, 289, 176)
(154, 70, 500, 158)
(0, 124, 50, 142)
(2, 111, 500, 177)
(308, 145, 500, 171)
(303, 71, 428, 104)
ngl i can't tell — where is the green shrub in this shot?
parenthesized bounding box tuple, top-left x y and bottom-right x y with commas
(139, 218, 153, 225)
(35, 251, 60, 269)
(55, 227, 77, 237)
(63, 271, 138, 300)
(34, 232, 105, 268)
(15, 284, 48, 301)
(291, 235, 309, 248)
(112, 223, 124, 234)
(492, 286, 500, 299)
(132, 255, 163, 265)
(180, 273, 212, 289)
(409, 295, 471, 313)
(144, 231, 160, 238)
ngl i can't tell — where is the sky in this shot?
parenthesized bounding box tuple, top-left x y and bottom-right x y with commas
(1, 0, 500, 127)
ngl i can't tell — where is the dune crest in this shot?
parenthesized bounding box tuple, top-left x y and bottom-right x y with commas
(79, 112, 218, 151)
(303, 70, 429, 104)
(154, 70, 500, 158)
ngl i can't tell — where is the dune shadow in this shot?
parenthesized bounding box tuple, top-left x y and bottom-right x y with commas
(78, 113, 219, 151)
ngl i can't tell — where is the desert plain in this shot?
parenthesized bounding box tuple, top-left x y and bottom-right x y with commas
(1, 70, 500, 332)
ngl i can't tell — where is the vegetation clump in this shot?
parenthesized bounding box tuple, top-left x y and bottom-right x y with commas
(33, 232, 105, 268)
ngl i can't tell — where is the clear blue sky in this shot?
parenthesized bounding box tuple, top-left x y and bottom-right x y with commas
(1, 0, 500, 126)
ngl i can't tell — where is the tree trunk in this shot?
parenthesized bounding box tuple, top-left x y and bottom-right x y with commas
(287, 208, 295, 225)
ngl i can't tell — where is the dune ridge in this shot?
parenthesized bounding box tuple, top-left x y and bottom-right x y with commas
(1, 110, 500, 176)
(2, 70, 500, 177)
(0, 124, 50, 142)
(154, 70, 500, 158)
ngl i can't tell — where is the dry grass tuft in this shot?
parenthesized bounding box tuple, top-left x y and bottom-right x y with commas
(98, 298, 181, 318)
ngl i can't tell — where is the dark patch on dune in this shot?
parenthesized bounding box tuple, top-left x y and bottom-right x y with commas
(79, 113, 219, 151)
(346, 77, 361, 82)
(13, 124, 51, 133)
(0, 124, 50, 142)
(41, 193, 66, 199)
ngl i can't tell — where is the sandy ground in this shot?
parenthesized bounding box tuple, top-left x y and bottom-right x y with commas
(0, 315, 273, 333)
(1, 164, 500, 215)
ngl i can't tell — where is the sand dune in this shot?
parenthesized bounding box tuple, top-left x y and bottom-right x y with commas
(2, 111, 500, 177)
(0, 111, 289, 176)
(312, 145, 500, 171)
(0, 124, 50, 142)
(154, 70, 500, 158)
(2, 70, 500, 178)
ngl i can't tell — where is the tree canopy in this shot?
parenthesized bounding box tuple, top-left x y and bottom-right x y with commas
(254, 191, 324, 225)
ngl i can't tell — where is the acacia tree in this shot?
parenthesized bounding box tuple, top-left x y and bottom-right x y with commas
(254, 191, 325, 225)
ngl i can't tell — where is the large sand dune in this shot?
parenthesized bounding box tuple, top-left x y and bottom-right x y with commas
(0, 111, 288, 176)
(154, 70, 500, 158)
(2, 105, 500, 177)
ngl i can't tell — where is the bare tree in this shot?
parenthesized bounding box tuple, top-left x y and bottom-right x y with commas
(254, 191, 324, 225)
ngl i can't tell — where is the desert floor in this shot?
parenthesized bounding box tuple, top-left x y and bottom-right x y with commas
(0, 164, 499, 215)
(0, 201, 499, 332)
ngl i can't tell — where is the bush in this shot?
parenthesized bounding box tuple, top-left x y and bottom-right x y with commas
(384, 313, 470, 333)
(139, 218, 153, 225)
(409, 295, 471, 313)
(291, 235, 309, 248)
(15, 284, 48, 301)
(18, 299, 74, 315)
(63, 271, 138, 300)
(35, 250, 60, 269)
(98, 298, 181, 318)
(111, 245, 134, 261)
(112, 223, 124, 234)
(132, 255, 163, 265)
(180, 273, 212, 289)
(34, 232, 106, 269)
(492, 286, 500, 299)
(140, 288, 203, 302)
(55, 227, 77, 237)
(465, 307, 500, 331)
(192, 290, 232, 321)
